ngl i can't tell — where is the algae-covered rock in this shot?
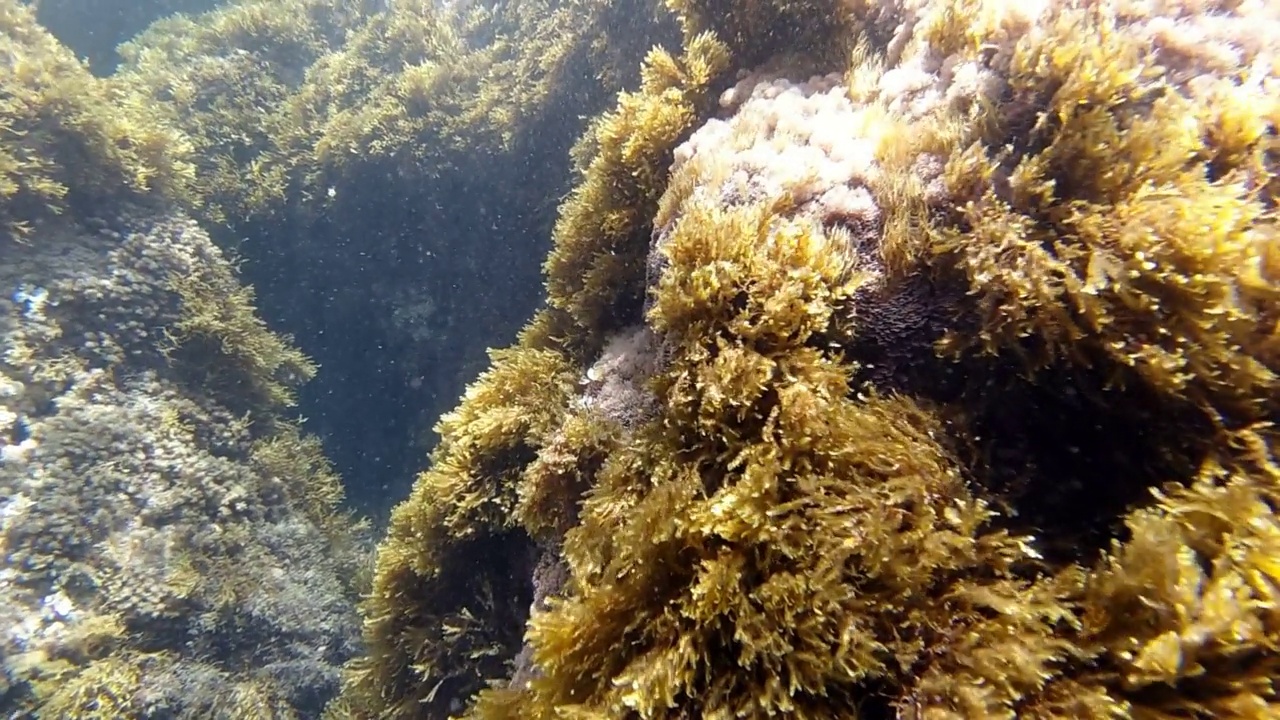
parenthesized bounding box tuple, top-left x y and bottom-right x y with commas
(1, 3, 369, 716)
(25, 0, 221, 75)
(351, 0, 1280, 717)
(0, 0, 194, 238)
(0, 207, 367, 719)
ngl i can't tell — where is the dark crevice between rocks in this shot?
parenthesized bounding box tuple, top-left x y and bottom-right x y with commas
(426, 529, 539, 715)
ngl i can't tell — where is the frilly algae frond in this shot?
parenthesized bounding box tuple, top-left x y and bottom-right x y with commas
(346, 0, 1280, 717)
(166, 250, 316, 412)
(529, 32, 732, 360)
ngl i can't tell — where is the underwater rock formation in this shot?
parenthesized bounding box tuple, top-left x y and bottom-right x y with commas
(0, 3, 368, 716)
(110, 0, 680, 513)
(0, 211, 365, 719)
(347, 0, 1280, 717)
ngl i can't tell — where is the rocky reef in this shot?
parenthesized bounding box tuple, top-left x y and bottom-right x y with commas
(347, 0, 1280, 717)
(3, 0, 1278, 716)
(0, 3, 367, 716)
(0, 210, 365, 718)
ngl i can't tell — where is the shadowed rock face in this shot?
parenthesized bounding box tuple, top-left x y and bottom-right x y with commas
(507, 546, 570, 690)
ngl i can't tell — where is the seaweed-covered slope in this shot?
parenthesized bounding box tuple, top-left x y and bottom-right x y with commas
(350, 0, 1280, 717)
(0, 1, 194, 238)
(0, 3, 368, 716)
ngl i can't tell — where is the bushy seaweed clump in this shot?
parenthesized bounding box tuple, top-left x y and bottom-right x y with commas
(30, 0, 220, 75)
(919, 2, 1280, 424)
(344, 0, 1280, 718)
(111, 0, 376, 225)
(113, 0, 677, 228)
(0, 0, 193, 237)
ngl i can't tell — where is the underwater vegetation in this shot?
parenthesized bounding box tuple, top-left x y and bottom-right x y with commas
(347, 0, 1280, 717)
(2, 0, 686, 713)
(22, 0, 222, 75)
(0, 2, 369, 716)
(0, 1, 195, 239)
(3, 0, 1278, 715)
